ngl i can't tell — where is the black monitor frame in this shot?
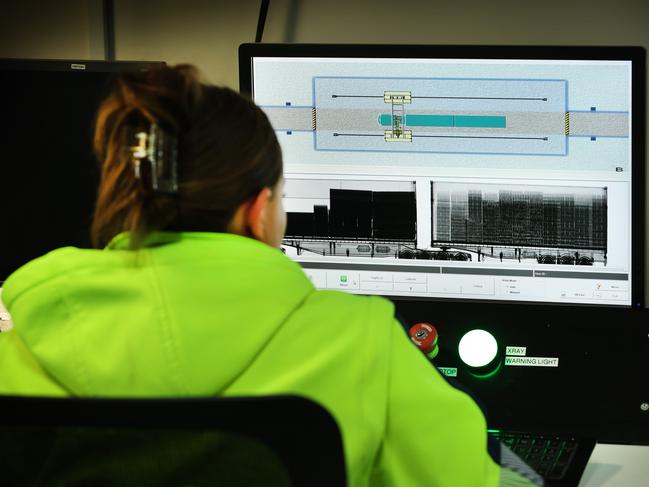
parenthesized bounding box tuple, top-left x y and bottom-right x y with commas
(0, 58, 163, 73)
(0, 58, 164, 283)
(239, 43, 646, 310)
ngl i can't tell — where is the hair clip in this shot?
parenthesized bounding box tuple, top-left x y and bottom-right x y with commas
(130, 131, 147, 180)
(129, 124, 179, 194)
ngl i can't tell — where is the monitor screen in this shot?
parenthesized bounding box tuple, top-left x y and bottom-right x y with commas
(0, 59, 164, 282)
(240, 44, 645, 308)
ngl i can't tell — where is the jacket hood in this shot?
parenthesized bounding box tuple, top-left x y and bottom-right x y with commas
(2, 232, 314, 396)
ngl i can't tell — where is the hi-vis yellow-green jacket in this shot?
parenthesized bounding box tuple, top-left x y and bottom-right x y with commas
(0, 232, 539, 486)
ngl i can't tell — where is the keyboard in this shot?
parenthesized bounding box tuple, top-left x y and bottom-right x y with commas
(489, 430, 596, 485)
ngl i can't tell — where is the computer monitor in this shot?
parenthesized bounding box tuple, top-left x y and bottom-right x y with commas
(0, 59, 164, 282)
(240, 44, 648, 443)
(239, 44, 645, 309)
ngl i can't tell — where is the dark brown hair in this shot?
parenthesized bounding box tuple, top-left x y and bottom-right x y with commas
(91, 64, 282, 248)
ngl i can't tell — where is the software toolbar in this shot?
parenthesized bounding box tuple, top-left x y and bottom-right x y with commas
(301, 263, 629, 305)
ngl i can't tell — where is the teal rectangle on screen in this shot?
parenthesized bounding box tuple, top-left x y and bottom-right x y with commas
(379, 114, 506, 128)
(379, 114, 454, 127)
(407, 115, 454, 127)
(378, 114, 392, 125)
(454, 116, 506, 128)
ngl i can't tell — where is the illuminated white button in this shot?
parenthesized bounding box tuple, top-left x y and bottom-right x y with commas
(458, 329, 498, 368)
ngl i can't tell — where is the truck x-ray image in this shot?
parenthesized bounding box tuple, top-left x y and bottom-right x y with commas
(431, 182, 607, 265)
(283, 179, 416, 258)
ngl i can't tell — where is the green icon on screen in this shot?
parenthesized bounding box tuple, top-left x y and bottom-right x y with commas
(340, 275, 348, 283)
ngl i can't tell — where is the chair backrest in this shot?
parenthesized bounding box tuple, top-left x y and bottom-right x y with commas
(0, 394, 347, 486)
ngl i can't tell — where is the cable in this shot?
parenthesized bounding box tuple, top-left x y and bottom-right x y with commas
(103, 0, 115, 61)
(255, 0, 270, 43)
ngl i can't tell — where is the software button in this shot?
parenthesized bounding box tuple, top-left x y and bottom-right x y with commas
(427, 275, 461, 294)
(360, 281, 394, 292)
(394, 273, 426, 284)
(594, 291, 628, 301)
(596, 281, 629, 291)
(359, 271, 393, 282)
(394, 282, 427, 293)
(461, 278, 495, 295)
(304, 270, 327, 288)
(327, 271, 360, 290)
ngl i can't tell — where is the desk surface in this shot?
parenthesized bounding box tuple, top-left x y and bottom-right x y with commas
(580, 443, 649, 486)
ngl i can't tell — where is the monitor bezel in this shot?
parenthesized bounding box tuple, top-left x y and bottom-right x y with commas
(0, 58, 165, 73)
(239, 43, 646, 309)
(0, 58, 166, 283)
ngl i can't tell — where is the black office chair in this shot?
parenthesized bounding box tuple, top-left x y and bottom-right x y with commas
(0, 394, 347, 486)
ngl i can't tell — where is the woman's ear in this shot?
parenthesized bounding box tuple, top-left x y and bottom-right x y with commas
(244, 187, 273, 241)
(227, 188, 273, 241)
